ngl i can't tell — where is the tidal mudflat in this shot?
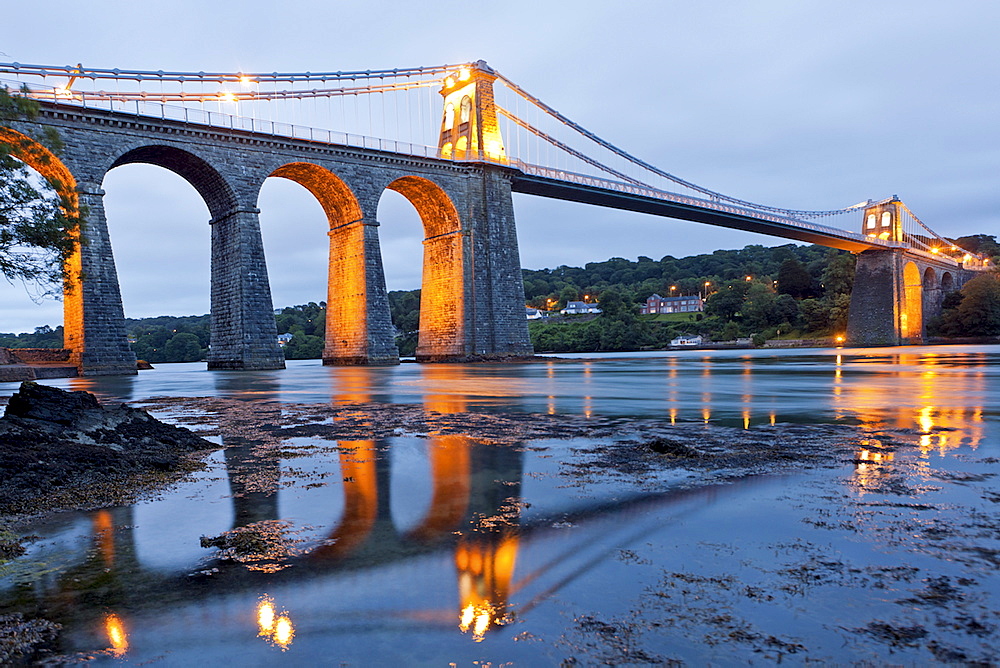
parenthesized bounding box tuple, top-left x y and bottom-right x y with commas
(0, 347, 997, 664)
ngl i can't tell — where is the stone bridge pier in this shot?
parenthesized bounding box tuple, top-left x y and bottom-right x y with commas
(846, 248, 974, 346)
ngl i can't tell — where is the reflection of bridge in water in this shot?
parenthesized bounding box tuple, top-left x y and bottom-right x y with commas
(0, 61, 992, 376)
(2, 369, 739, 656)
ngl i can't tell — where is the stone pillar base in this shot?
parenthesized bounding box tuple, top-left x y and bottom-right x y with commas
(207, 358, 285, 371)
(415, 352, 534, 363)
(323, 355, 399, 366)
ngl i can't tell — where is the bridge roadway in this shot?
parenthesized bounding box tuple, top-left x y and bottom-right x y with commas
(508, 164, 904, 254)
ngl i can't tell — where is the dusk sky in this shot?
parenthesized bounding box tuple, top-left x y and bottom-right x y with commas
(1, 0, 997, 333)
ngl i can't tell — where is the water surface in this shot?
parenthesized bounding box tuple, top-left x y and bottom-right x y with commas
(1, 345, 997, 664)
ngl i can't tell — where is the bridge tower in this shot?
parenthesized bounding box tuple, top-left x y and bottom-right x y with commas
(438, 61, 507, 162)
(861, 198, 904, 243)
(403, 61, 530, 362)
(846, 199, 976, 346)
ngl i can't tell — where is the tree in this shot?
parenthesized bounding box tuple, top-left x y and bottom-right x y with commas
(284, 334, 324, 359)
(162, 333, 205, 362)
(0, 87, 81, 292)
(937, 274, 1000, 336)
(776, 258, 815, 299)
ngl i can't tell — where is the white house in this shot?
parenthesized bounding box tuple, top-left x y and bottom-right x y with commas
(526, 307, 544, 320)
(560, 300, 601, 315)
(670, 334, 703, 347)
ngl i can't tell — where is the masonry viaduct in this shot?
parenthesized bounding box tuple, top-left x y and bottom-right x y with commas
(3, 100, 532, 375)
(1, 64, 987, 375)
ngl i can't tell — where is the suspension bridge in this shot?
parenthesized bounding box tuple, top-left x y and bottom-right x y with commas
(0, 60, 989, 374)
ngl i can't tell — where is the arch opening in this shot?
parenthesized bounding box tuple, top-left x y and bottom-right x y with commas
(102, 164, 211, 362)
(901, 261, 923, 340)
(941, 272, 955, 293)
(262, 162, 370, 363)
(111, 145, 237, 221)
(922, 267, 936, 290)
(0, 127, 79, 350)
(385, 176, 465, 360)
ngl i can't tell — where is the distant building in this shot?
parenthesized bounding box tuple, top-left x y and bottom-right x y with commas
(670, 334, 703, 347)
(277, 333, 294, 347)
(560, 300, 601, 315)
(641, 294, 704, 314)
(526, 307, 545, 320)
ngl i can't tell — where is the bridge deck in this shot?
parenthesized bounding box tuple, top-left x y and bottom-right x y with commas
(510, 169, 899, 253)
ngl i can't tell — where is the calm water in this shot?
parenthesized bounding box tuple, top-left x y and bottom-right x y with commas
(1, 345, 998, 664)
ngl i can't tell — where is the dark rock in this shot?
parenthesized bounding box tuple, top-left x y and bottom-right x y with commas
(137, 359, 154, 370)
(0, 382, 215, 513)
(646, 436, 703, 458)
(5, 381, 100, 426)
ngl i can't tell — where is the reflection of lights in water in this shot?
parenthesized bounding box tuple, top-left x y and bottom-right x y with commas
(257, 596, 294, 650)
(918, 406, 935, 433)
(584, 396, 592, 419)
(273, 616, 294, 649)
(456, 536, 518, 642)
(669, 407, 677, 425)
(458, 603, 496, 643)
(257, 598, 275, 635)
(93, 510, 116, 567)
(547, 395, 556, 415)
(769, 412, 776, 426)
(104, 613, 128, 657)
(460, 603, 475, 632)
(742, 410, 750, 430)
(854, 446, 895, 492)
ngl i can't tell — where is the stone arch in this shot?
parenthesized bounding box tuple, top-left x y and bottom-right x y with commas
(901, 261, 922, 340)
(0, 127, 78, 210)
(109, 144, 237, 221)
(922, 267, 936, 290)
(107, 143, 282, 370)
(268, 162, 363, 224)
(385, 176, 465, 360)
(0, 127, 86, 361)
(263, 162, 383, 365)
(941, 272, 955, 292)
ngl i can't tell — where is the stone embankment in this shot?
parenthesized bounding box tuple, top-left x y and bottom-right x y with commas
(0, 348, 77, 382)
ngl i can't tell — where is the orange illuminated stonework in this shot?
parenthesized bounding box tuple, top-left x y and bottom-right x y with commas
(0, 127, 84, 365)
(387, 176, 469, 361)
(438, 61, 506, 162)
(269, 162, 398, 366)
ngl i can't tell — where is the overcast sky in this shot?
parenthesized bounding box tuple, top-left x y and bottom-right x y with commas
(1, 0, 997, 333)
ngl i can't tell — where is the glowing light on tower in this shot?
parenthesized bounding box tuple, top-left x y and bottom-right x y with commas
(438, 61, 506, 162)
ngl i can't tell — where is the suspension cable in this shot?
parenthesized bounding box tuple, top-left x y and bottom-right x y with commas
(492, 70, 868, 218)
(497, 106, 649, 187)
(0, 62, 469, 84)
